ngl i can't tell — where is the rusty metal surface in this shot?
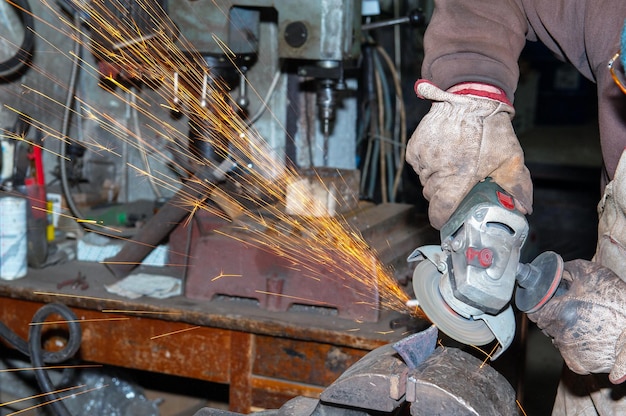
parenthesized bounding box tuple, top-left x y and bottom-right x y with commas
(184, 223, 381, 322)
(183, 203, 436, 322)
(253, 335, 364, 386)
(0, 296, 374, 413)
(0, 298, 232, 383)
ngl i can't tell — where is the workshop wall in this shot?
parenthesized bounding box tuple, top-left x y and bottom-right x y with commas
(0, 0, 183, 208)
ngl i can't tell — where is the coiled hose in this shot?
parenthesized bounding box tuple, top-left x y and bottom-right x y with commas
(0, 302, 82, 416)
(0, 0, 35, 78)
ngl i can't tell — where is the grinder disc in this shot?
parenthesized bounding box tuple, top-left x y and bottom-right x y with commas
(413, 261, 495, 346)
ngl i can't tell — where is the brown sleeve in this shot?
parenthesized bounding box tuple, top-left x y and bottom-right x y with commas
(420, 0, 626, 178)
(420, 0, 616, 98)
(421, 0, 529, 100)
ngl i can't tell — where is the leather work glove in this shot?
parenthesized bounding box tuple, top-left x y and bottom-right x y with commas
(527, 259, 626, 384)
(406, 80, 533, 229)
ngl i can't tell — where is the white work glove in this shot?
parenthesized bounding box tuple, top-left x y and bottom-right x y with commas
(406, 80, 533, 229)
(527, 259, 626, 384)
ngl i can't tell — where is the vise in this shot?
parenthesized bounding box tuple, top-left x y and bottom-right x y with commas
(192, 326, 518, 415)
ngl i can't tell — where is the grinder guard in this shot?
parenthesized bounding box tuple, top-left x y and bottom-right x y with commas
(409, 247, 515, 359)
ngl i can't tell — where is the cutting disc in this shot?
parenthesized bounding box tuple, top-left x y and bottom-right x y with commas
(412, 261, 495, 346)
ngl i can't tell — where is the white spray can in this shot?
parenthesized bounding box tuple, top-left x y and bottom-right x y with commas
(0, 187, 27, 280)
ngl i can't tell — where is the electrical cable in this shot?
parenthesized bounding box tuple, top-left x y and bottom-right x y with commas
(359, 22, 409, 203)
(129, 89, 163, 198)
(0, 0, 34, 78)
(59, 14, 133, 237)
(246, 69, 282, 127)
(58, 15, 92, 228)
(372, 50, 395, 202)
(374, 44, 406, 201)
(374, 63, 387, 203)
(0, 302, 82, 416)
(359, 43, 377, 199)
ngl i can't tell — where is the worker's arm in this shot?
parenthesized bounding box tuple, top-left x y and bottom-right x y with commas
(407, 0, 533, 229)
(421, 0, 529, 99)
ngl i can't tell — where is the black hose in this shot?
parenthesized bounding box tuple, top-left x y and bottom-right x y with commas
(0, 302, 81, 416)
(0, 0, 35, 78)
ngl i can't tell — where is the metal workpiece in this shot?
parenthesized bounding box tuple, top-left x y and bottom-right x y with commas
(406, 348, 518, 416)
(192, 398, 321, 416)
(391, 325, 438, 369)
(104, 163, 219, 278)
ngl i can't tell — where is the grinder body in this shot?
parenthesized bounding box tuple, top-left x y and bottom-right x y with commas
(409, 178, 563, 358)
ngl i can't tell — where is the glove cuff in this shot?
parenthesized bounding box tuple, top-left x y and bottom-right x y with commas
(447, 82, 512, 106)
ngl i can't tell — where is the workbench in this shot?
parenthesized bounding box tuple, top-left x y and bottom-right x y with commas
(0, 260, 412, 413)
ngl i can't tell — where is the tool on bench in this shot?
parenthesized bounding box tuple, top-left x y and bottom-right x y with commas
(57, 272, 89, 290)
(407, 178, 564, 359)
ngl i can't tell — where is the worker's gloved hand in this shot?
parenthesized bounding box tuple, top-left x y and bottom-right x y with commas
(406, 80, 533, 229)
(527, 259, 626, 384)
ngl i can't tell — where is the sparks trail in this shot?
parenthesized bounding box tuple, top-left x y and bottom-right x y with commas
(16, 0, 418, 316)
(0, 365, 101, 374)
(0, 384, 85, 410)
(5, 384, 108, 415)
(150, 325, 201, 340)
(28, 317, 129, 326)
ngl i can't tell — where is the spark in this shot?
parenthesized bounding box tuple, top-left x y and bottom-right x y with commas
(254, 291, 336, 306)
(516, 400, 528, 416)
(0, 365, 101, 374)
(29, 317, 130, 326)
(0, 384, 86, 408)
(30, 208, 123, 233)
(211, 272, 242, 282)
(33, 292, 127, 303)
(150, 326, 201, 340)
(76, 219, 101, 224)
(6, 384, 108, 415)
(101, 309, 182, 315)
(482, 343, 501, 368)
(468, 342, 501, 368)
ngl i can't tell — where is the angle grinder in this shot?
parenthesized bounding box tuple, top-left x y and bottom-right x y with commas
(408, 178, 563, 359)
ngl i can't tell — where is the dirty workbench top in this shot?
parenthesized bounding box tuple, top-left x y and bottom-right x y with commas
(0, 261, 416, 350)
